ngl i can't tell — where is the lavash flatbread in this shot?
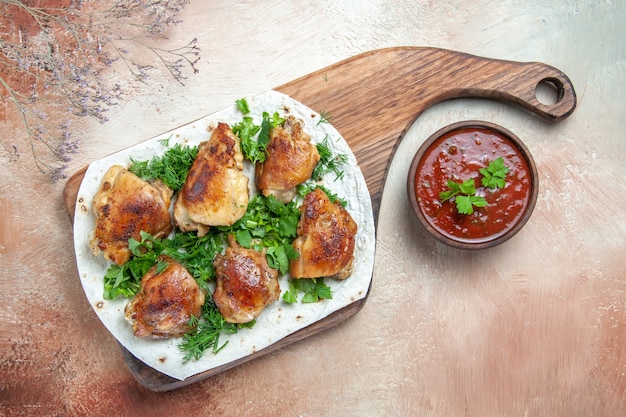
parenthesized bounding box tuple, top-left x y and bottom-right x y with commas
(72, 90, 375, 380)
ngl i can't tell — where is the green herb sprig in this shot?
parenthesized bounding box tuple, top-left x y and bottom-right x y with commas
(221, 195, 301, 274)
(283, 278, 332, 304)
(232, 98, 284, 164)
(103, 230, 221, 300)
(179, 298, 255, 363)
(480, 157, 509, 189)
(317, 110, 333, 125)
(311, 135, 348, 181)
(439, 178, 487, 215)
(439, 157, 509, 215)
(129, 138, 198, 191)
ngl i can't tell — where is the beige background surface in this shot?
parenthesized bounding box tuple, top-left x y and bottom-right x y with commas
(1, 1, 625, 416)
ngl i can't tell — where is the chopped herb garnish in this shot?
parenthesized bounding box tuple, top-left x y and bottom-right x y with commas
(179, 298, 253, 363)
(103, 230, 221, 300)
(220, 195, 301, 274)
(317, 110, 333, 125)
(480, 157, 509, 189)
(103, 98, 356, 362)
(283, 278, 332, 304)
(233, 115, 262, 161)
(235, 98, 250, 114)
(232, 110, 284, 164)
(129, 141, 198, 191)
(311, 135, 348, 181)
(440, 158, 510, 215)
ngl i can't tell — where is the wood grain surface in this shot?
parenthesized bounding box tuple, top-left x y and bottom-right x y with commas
(62, 47, 576, 391)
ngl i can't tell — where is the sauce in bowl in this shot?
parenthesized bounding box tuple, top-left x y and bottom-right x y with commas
(408, 121, 538, 249)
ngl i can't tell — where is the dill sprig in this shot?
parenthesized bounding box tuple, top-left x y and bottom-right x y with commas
(179, 298, 246, 363)
(317, 110, 333, 125)
(129, 140, 199, 191)
(311, 135, 348, 181)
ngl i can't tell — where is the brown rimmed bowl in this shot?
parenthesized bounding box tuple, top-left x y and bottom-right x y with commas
(407, 121, 539, 249)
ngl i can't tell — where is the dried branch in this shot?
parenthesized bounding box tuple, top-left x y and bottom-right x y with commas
(0, 0, 200, 181)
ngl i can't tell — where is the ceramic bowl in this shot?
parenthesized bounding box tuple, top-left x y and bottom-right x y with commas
(407, 121, 538, 249)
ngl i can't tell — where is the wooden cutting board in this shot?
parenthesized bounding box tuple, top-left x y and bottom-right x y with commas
(63, 46, 577, 391)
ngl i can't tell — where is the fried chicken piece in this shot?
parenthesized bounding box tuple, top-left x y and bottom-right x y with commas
(290, 188, 357, 280)
(91, 165, 173, 266)
(174, 122, 249, 236)
(213, 235, 280, 324)
(124, 256, 205, 338)
(255, 115, 320, 203)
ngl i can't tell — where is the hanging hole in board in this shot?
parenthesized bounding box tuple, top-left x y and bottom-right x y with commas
(535, 78, 564, 105)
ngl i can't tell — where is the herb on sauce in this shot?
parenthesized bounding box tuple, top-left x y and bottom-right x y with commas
(440, 157, 509, 215)
(439, 178, 487, 215)
(480, 157, 509, 189)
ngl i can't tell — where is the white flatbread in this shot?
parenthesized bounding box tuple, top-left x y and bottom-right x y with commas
(73, 90, 375, 380)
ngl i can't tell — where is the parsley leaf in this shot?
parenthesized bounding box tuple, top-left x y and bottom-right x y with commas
(236, 98, 250, 114)
(256, 112, 272, 156)
(455, 194, 487, 215)
(480, 157, 509, 189)
(232, 111, 284, 164)
(232, 116, 262, 162)
(221, 195, 301, 274)
(266, 244, 299, 275)
(439, 178, 486, 215)
(103, 231, 221, 300)
(282, 278, 332, 304)
(439, 179, 462, 202)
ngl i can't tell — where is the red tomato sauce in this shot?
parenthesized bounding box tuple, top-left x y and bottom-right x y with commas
(414, 127, 532, 243)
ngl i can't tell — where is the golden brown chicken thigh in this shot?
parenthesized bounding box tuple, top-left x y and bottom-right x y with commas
(290, 188, 357, 280)
(124, 256, 205, 338)
(91, 165, 173, 266)
(255, 115, 320, 203)
(212, 235, 280, 324)
(174, 122, 249, 236)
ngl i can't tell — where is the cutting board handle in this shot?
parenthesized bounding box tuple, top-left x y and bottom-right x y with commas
(439, 56, 576, 121)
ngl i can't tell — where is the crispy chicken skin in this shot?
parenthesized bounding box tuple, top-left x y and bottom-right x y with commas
(174, 122, 249, 236)
(290, 188, 357, 280)
(213, 235, 280, 324)
(91, 165, 173, 266)
(125, 256, 205, 338)
(255, 115, 320, 203)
